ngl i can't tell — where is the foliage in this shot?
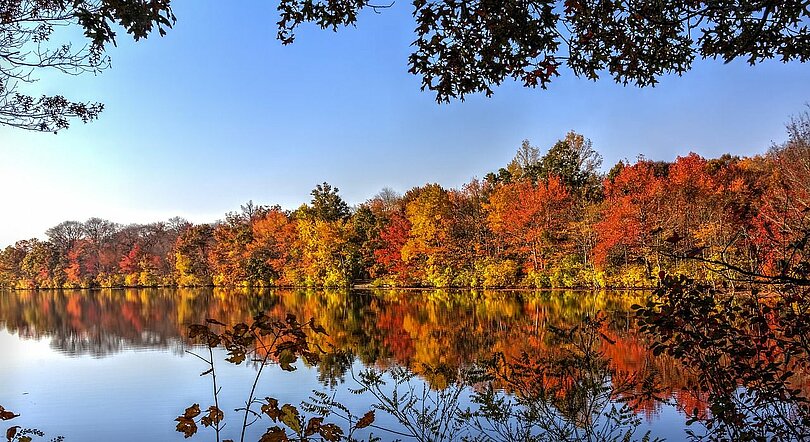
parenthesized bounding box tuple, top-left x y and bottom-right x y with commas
(1, 405, 63, 442)
(178, 313, 374, 442)
(306, 314, 662, 441)
(4, 0, 807, 132)
(0, 0, 175, 132)
(2, 115, 809, 289)
(276, 0, 810, 101)
(304, 183, 351, 223)
(634, 273, 810, 440)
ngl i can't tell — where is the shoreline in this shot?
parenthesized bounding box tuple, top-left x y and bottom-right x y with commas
(1, 284, 656, 292)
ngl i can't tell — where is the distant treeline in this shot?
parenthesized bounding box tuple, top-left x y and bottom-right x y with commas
(2, 115, 809, 289)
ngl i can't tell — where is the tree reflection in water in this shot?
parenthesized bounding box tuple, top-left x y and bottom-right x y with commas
(3, 287, 809, 440)
(310, 315, 663, 442)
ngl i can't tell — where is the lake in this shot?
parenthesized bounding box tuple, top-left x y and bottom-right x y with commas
(0, 288, 692, 441)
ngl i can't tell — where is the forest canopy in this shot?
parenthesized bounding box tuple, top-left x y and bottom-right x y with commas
(1, 0, 809, 131)
(2, 110, 809, 289)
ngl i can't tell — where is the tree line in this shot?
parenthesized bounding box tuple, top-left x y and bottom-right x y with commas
(2, 115, 808, 289)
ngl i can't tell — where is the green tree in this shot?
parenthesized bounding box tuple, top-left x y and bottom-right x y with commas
(530, 131, 603, 200)
(307, 182, 351, 222)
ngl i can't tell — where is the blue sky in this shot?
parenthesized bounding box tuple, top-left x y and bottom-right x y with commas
(1, 0, 809, 247)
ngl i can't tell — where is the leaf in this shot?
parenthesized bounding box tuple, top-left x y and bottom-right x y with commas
(261, 398, 282, 421)
(200, 406, 223, 427)
(206, 318, 226, 326)
(174, 417, 198, 438)
(355, 410, 375, 429)
(0, 406, 19, 420)
(226, 350, 246, 365)
(318, 423, 344, 442)
(188, 324, 209, 339)
(259, 426, 290, 442)
(280, 404, 301, 434)
(278, 350, 297, 372)
(304, 417, 322, 436)
(182, 404, 201, 419)
(232, 323, 249, 336)
(175, 403, 201, 438)
(6, 426, 20, 441)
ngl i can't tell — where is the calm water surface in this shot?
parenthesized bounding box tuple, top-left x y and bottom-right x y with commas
(0, 288, 690, 441)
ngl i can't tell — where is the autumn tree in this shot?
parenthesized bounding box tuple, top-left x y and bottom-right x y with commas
(486, 177, 573, 281)
(449, 180, 495, 267)
(346, 205, 380, 281)
(210, 212, 254, 286)
(374, 211, 412, 283)
(746, 111, 810, 279)
(665, 154, 717, 239)
(81, 217, 120, 277)
(401, 183, 455, 286)
(295, 183, 355, 286)
(19, 239, 61, 288)
(65, 239, 98, 287)
(248, 206, 298, 285)
(0, 242, 27, 287)
(173, 224, 214, 287)
(45, 220, 84, 255)
(594, 159, 667, 282)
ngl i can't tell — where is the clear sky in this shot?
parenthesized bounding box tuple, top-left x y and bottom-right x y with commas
(1, 0, 809, 247)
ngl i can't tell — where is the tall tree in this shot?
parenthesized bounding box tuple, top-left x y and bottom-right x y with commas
(530, 131, 603, 199)
(248, 207, 298, 285)
(307, 182, 351, 222)
(486, 177, 573, 272)
(401, 184, 454, 285)
(173, 224, 214, 286)
(45, 220, 85, 254)
(594, 160, 666, 273)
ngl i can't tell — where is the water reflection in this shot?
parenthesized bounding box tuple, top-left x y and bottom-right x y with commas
(0, 288, 639, 360)
(0, 288, 694, 418)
